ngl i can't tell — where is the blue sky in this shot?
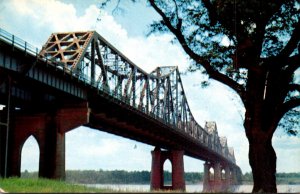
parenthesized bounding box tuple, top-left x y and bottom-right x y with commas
(0, 0, 299, 174)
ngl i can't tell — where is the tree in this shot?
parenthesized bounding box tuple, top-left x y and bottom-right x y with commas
(101, 0, 300, 192)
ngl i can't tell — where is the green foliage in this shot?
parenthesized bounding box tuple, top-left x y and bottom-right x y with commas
(184, 172, 203, 184)
(262, 1, 299, 57)
(66, 170, 203, 184)
(65, 169, 151, 184)
(276, 172, 300, 184)
(242, 172, 253, 183)
(278, 107, 299, 136)
(0, 177, 110, 193)
(163, 170, 172, 185)
(241, 172, 300, 185)
(148, 0, 237, 76)
(21, 169, 38, 178)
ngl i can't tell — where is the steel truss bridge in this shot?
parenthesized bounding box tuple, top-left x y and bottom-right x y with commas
(0, 28, 241, 192)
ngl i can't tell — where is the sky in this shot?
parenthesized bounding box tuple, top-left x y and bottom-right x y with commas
(0, 0, 299, 174)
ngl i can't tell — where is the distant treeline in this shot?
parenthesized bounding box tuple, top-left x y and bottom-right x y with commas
(65, 170, 202, 184)
(21, 170, 300, 185)
(240, 172, 300, 185)
(22, 170, 202, 184)
(67, 170, 151, 184)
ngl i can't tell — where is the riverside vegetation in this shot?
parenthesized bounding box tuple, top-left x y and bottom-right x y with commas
(0, 177, 111, 193)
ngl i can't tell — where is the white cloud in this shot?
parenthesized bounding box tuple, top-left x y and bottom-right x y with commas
(220, 36, 230, 47)
(95, 12, 189, 73)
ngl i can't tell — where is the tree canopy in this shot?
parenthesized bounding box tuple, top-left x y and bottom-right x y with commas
(145, 0, 299, 134)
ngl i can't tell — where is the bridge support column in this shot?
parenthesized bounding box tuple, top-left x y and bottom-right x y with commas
(0, 109, 9, 178)
(171, 150, 185, 190)
(150, 147, 162, 190)
(203, 161, 226, 192)
(1, 103, 89, 179)
(213, 162, 222, 192)
(39, 122, 65, 180)
(224, 165, 231, 190)
(203, 161, 210, 192)
(231, 166, 242, 185)
(232, 167, 238, 185)
(150, 147, 185, 191)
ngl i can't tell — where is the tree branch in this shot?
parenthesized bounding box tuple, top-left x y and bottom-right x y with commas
(112, 0, 121, 15)
(278, 24, 300, 58)
(172, 0, 182, 29)
(267, 97, 300, 138)
(264, 53, 299, 74)
(286, 54, 300, 76)
(277, 98, 300, 124)
(202, 0, 218, 26)
(289, 84, 300, 93)
(149, 0, 245, 99)
(201, 0, 240, 41)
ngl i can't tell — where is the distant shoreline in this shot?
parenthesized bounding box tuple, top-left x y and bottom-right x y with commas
(21, 170, 300, 185)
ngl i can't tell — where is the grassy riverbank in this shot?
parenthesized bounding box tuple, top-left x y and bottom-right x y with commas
(0, 177, 111, 193)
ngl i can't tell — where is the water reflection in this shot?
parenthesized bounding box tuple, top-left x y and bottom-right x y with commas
(86, 183, 300, 193)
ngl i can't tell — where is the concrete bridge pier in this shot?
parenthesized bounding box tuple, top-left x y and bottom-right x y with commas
(224, 165, 231, 189)
(203, 161, 235, 192)
(150, 147, 185, 191)
(213, 162, 223, 191)
(231, 166, 243, 185)
(0, 103, 89, 179)
(203, 161, 210, 192)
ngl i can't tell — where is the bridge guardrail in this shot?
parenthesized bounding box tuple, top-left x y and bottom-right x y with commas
(0, 28, 39, 57)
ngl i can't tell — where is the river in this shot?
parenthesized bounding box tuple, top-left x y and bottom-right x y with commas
(85, 183, 300, 192)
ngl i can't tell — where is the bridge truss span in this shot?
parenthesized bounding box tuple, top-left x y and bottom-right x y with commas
(39, 30, 236, 164)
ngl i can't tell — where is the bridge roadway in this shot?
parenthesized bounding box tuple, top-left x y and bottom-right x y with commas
(0, 28, 241, 191)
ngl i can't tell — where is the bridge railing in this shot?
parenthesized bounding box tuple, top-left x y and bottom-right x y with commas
(0, 28, 40, 57)
(0, 28, 236, 164)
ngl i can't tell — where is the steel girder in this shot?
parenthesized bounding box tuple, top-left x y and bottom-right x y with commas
(39, 31, 236, 164)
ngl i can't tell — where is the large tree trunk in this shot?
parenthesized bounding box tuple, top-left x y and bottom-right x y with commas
(244, 69, 282, 193)
(248, 134, 277, 193)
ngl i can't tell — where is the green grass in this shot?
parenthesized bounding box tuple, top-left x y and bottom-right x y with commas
(0, 177, 111, 193)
